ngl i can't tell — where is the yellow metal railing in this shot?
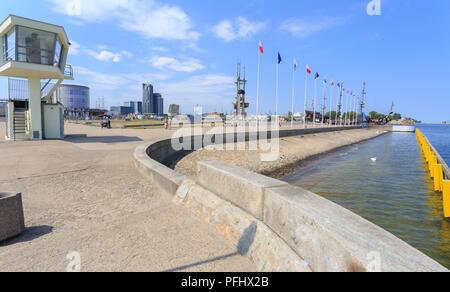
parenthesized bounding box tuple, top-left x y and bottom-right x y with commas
(416, 129, 450, 218)
(26, 110, 31, 136)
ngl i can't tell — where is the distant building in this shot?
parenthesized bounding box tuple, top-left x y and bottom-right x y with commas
(142, 83, 164, 115)
(142, 83, 153, 114)
(110, 106, 134, 117)
(168, 104, 180, 117)
(124, 101, 142, 114)
(6, 79, 90, 110)
(59, 84, 90, 110)
(154, 93, 164, 115)
(110, 106, 120, 117)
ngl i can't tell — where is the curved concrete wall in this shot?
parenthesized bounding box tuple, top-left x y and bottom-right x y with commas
(133, 128, 447, 272)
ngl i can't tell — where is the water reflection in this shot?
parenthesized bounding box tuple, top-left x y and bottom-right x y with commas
(282, 132, 450, 269)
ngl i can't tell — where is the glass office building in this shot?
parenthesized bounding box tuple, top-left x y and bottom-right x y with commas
(142, 83, 164, 115)
(124, 101, 142, 114)
(59, 84, 90, 110)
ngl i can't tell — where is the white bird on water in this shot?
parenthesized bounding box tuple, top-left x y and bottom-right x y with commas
(371, 157, 377, 162)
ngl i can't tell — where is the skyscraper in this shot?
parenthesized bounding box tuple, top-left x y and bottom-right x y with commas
(142, 83, 164, 115)
(142, 83, 153, 114)
(154, 93, 163, 115)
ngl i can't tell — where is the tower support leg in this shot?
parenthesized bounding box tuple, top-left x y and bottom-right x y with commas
(28, 77, 42, 140)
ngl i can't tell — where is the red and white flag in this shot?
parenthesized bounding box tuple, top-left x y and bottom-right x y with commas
(306, 64, 311, 74)
(259, 41, 264, 55)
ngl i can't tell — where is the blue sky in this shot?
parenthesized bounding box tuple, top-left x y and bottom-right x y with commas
(1, 0, 449, 122)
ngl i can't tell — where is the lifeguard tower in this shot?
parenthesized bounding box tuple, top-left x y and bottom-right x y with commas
(0, 15, 73, 140)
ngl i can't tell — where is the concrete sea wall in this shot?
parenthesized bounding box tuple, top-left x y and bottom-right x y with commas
(133, 127, 447, 272)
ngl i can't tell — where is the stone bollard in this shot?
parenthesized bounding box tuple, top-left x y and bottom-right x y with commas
(0, 193, 25, 242)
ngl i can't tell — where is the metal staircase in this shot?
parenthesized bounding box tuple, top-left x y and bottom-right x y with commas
(12, 108, 28, 140)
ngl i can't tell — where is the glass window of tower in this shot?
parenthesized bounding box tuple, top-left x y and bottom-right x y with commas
(3, 28, 16, 61)
(16, 26, 57, 66)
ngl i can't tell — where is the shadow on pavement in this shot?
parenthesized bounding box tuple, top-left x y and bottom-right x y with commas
(163, 222, 258, 272)
(65, 135, 143, 144)
(0, 225, 53, 247)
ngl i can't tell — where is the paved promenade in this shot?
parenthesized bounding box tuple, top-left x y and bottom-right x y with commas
(0, 122, 256, 272)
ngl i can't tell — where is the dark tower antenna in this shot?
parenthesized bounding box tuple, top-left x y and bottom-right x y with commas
(359, 81, 367, 127)
(233, 61, 249, 117)
(360, 81, 366, 117)
(337, 83, 344, 125)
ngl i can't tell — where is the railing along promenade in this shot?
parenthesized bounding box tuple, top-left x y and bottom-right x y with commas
(416, 129, 450, 218)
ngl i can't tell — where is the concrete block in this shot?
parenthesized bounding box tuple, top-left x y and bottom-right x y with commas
(134, 145, 185, 196)
(263, 185, 447, 272)
(180, 183, 311, 272)
(0, 193, 25, 242)
(197, 161, 286, 220)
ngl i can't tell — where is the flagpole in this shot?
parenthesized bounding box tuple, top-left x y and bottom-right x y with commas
(329, 83, 333, 127)
(303, 73, 308, 129)
(345, 91, 350, 126)
(337, 85, 341, 127)
(343, 91, 347, 126)
(339, 85, 345, 127)
(350, 93, 355, 126)
(313, 78, 317, 126)
(276, 55, 279, 127)
(291, 60, 295, 129)
(256, 47, 261, 127)
(321, 78, 326, 126)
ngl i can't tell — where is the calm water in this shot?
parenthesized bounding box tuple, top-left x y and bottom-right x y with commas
(282, 129, 450, 269)
(417, 124, 450, 166)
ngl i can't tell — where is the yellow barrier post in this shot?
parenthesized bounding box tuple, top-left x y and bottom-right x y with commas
(433, 164, 443, 192)
(429, 154, 437, 177)
(443, 180, 450, 218)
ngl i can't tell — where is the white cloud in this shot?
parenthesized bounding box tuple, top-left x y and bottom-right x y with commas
(280, 17, 346, 38)
(212, 20, 235, 42)
(159, 74, 235, 110)
(48, 0, 200, 41)
(212, 17, 266, 42)
(151, 56, 205, 72)
(73, 66, 172, 91)
(73, 66, 233, 110)
(68, 40, 81, 55)
(85, 49, 132, 62)
(152, 46, 170, 53)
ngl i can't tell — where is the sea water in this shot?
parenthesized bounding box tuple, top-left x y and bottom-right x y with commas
(282, 128, 450, 268)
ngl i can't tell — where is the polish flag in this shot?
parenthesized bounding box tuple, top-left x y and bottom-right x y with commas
(306, 65, 311, 74)
(259, 41, 264, 55)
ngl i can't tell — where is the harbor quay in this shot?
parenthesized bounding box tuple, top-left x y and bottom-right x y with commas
(0, 121, 256, 272)
(0, 5, 448, 275)
(1, 120, 446, 272)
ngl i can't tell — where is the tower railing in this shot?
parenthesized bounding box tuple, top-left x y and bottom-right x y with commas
(64, 64, 73, 78)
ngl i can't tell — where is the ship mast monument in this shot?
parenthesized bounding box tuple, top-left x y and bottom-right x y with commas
(233, 61, 250, 118)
